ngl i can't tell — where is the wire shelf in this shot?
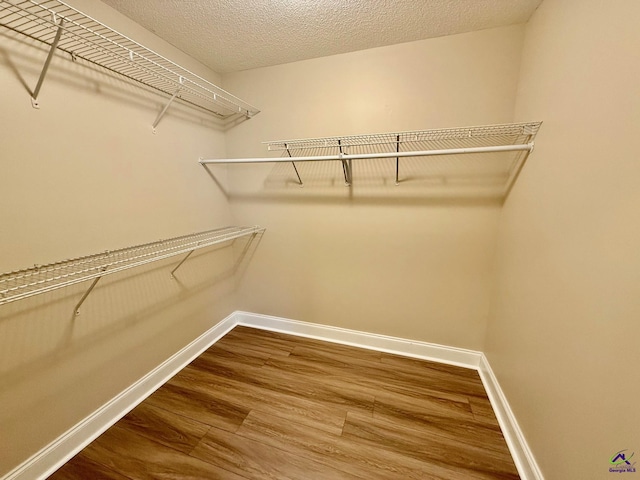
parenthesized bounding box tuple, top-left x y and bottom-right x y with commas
(265, 123, 541, 151)
(0, 226, 265, 306)
(0, 0, 260, 118)
(202, 122, 541, 193)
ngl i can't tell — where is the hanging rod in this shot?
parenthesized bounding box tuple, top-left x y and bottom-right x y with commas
(0, 226, 265, 309)
(0, 0, 260, 123)
(200, 143, 534, 165)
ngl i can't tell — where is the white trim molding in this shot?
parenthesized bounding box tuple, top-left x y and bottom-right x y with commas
(3, 310, 543, 480)
(478, 354, 544, 480)
(235, 311, 482, 369)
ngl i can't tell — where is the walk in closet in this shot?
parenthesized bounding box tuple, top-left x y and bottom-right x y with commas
(1, 1, 638, 479)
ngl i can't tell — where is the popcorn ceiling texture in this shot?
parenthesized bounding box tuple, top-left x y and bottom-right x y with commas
(100, 0, 542, 73)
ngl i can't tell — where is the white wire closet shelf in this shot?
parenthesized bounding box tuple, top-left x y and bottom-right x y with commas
(0, 226, 264, 309)
(265, 123, 540, 151)
(200, 122, 542, 192)
(0, 0, 260, 121)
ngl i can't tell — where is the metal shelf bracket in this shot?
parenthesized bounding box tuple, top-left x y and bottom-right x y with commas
(170, 248, 194, 278)
(338, 140, 352, 186)
(74, 266, 106, 316)
(395, 134, 401, 185)
(284, 143, 304, 187)
(152, 76, 184, 133)
(31, 13, 64, 109)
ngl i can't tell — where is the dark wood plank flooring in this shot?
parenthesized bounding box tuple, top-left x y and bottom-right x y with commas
(49, 326, 519, 479)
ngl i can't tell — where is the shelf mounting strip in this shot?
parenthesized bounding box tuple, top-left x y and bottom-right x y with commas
(200, 122, 542, 191)
(0, 226, 265, 315)
(0, 0, 260, 127)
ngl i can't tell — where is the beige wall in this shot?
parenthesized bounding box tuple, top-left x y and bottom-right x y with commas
(0, 0, 241, 474)
(223, 25, 525, 349)
(8, 2, 636, 477)
(485, 0, 640, 477)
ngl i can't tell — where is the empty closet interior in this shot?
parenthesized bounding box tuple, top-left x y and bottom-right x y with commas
(1, 0, 638, 479)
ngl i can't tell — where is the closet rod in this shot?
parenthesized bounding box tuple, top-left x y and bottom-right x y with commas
(200, 143, 534, 165)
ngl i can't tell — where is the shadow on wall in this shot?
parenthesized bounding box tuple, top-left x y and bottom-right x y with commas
(0, 232, 263, 391)
(0, 30, 249, 132)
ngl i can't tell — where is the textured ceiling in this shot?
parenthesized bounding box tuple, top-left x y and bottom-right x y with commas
(100, 0, 542, 74)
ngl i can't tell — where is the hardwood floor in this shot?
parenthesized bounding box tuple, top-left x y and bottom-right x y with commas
(49, 326, 519, 479)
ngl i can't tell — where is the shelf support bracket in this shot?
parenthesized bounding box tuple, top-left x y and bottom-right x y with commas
(395, 135, 401, 185)
(152, 77, 184, 133)
(31, 15, 65, 109)
(170, 249, 195, 278)
(338, 140, 352, 186)
(243, 232, 259, 256)
(284, 143, 303, 187)
(74, 267, 106, 316)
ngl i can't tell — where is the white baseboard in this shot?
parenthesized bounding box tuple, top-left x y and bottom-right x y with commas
(2, 312, 237, 480)
(4, 310, 542, 480)
(235, 311, 482, 369)
(478, 354, 544, 480)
